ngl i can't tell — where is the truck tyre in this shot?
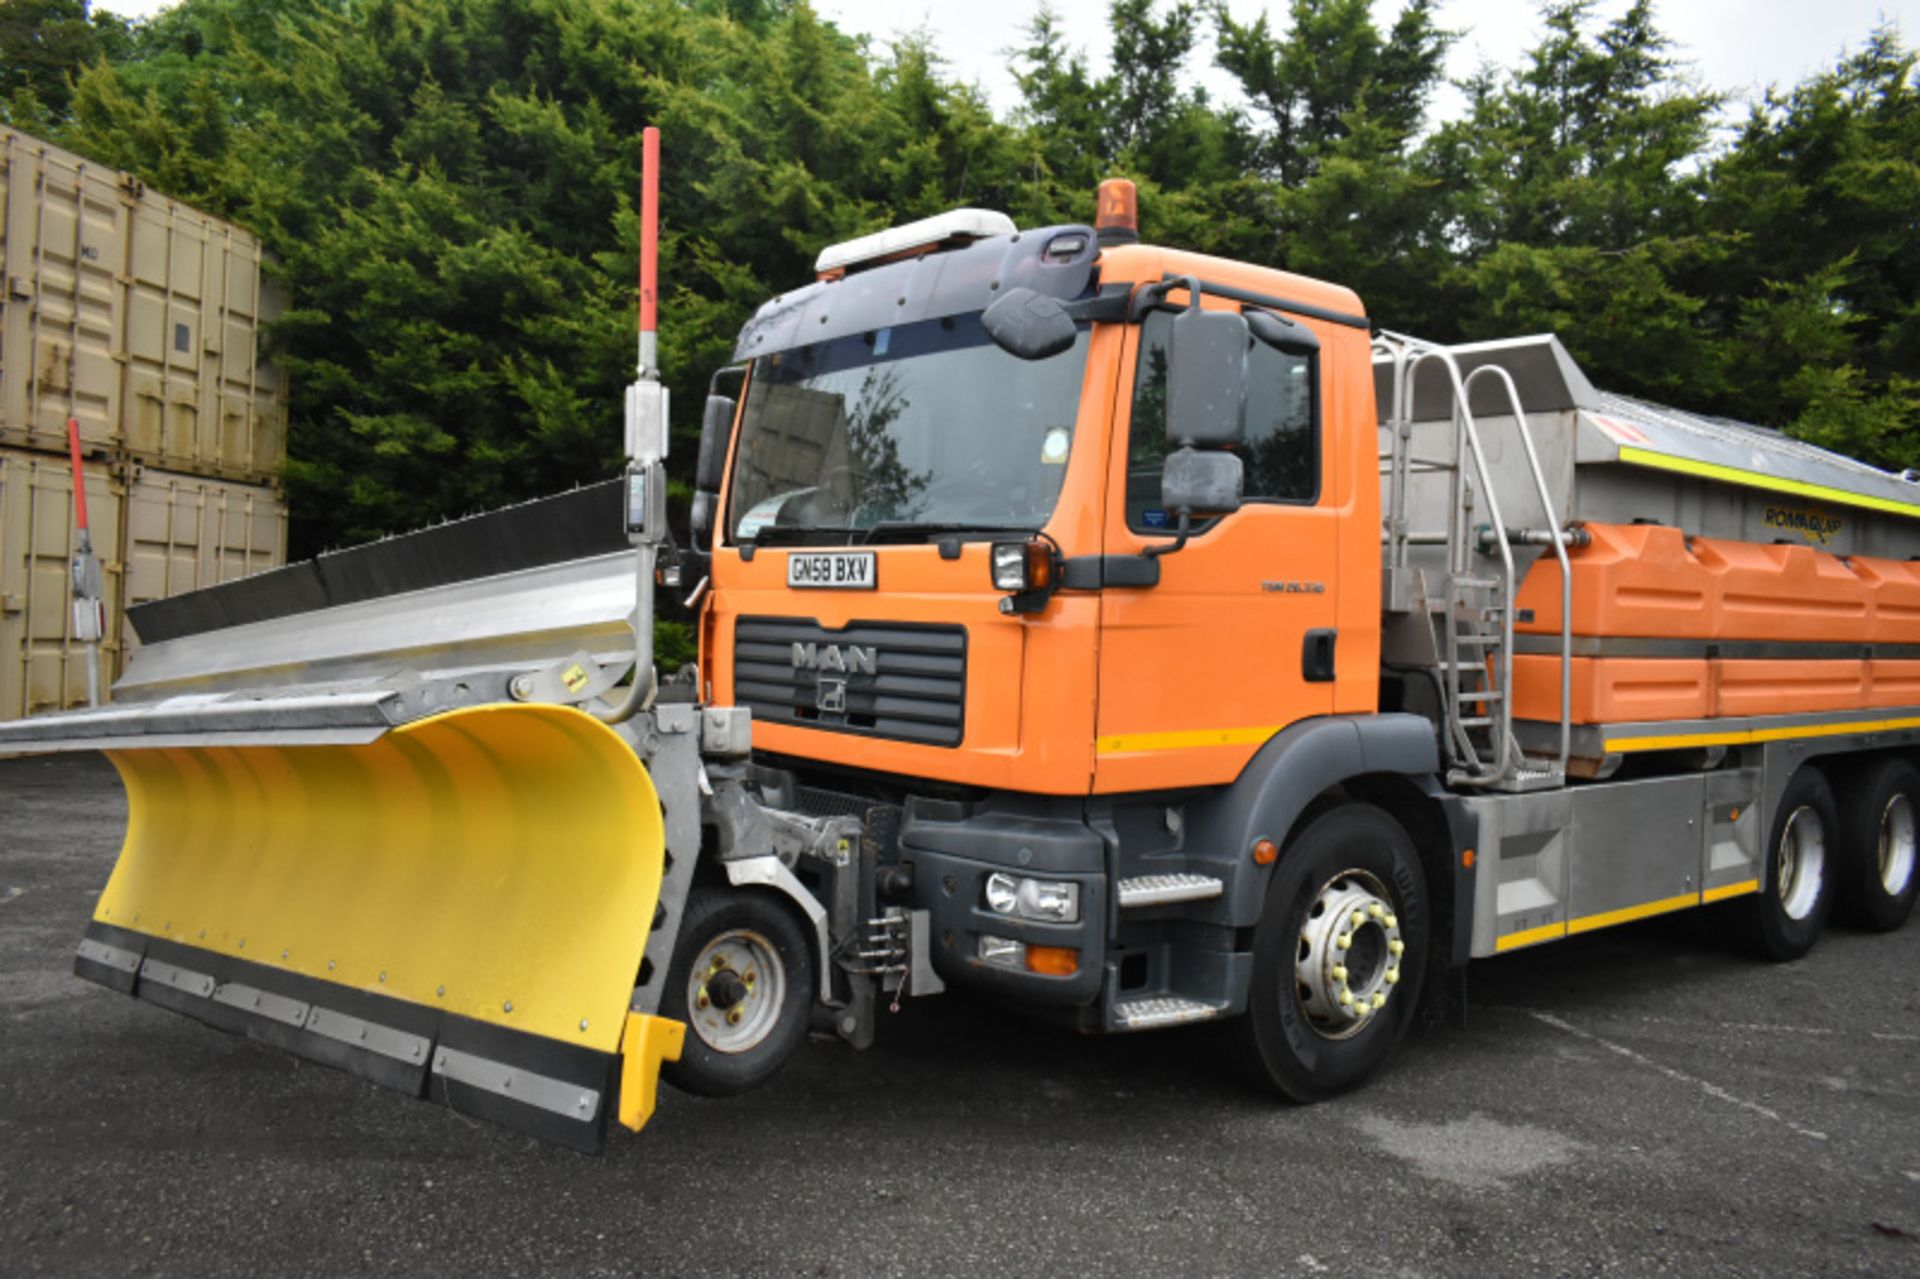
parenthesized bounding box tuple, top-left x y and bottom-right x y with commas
(1834, 757, 1920, 932)
(659, 887, 814, 1097)
(1743, 766, 1839, 960)
(1234, 803, 1429, 1102)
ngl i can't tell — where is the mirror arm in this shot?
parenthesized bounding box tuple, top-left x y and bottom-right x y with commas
(1141, 510, 1193, 560)
(1063, 284, 1132, 324)
(1126, 274, 1205, 322)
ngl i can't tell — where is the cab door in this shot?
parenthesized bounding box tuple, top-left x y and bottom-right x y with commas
(1093, 301, 1341, 793)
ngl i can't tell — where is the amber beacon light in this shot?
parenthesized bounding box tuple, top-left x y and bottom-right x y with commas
(1096, 177, 1138, 245)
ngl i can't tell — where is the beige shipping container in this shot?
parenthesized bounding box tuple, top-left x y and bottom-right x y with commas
(0, 447, 125, 720)
(1, 126, 287, 482)
(121, 463, 288, 634)
(0, 451, 289, 721)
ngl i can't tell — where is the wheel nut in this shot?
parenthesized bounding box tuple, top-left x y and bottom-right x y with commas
(1349, 910, 1364, 927)
(727, 1008, 743, 1026)
(1339, 990, 1354, 1007)
(696, 989, 710, 1010)
(1336, 932, 1352, 950)
(1331, 965, 1347, 983)
(1388, 939, 1405, 957)
(1368, 903, 1384, 919)
(1386, 968, 1400, 985)
(1372, 993, 1386, 1010)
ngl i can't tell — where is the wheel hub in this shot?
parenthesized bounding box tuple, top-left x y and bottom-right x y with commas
(1880, 793, 1916, 897)
(1776, 805, 1827, 922)
(1295, 870, 1404, 1040)
(687, 929, 785, 1053)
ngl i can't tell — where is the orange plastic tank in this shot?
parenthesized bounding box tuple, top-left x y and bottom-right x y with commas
(1852, 557, 1920, 642)
(1869, 660, 1920, 707)
(1713, 659, 1868, 717)
(1512, 656, 1709, 723)
(1513, 524, 1713, 637)
(1507, 523, 1920, 726)
(1692, 538, 1871, 642)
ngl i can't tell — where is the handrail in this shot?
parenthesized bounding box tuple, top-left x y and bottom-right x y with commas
(1465, 364, 1572, 777)
(1402, 342, 1519, 783)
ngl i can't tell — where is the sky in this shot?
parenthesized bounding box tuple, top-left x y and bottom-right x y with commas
(89, 0, 1920, 124)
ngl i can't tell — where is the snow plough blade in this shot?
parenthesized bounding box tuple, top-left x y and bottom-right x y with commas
(73, 702, 671, 1151)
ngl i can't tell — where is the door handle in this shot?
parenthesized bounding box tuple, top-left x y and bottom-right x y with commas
(1302, 628, 1337, 682)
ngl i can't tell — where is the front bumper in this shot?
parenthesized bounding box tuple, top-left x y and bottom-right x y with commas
(901, 797, 1107, 1005)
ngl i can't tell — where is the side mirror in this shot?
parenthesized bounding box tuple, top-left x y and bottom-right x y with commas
(1247, 309, 1320, 356)
(696, 395, 735, 492)
(1166, 309, 1249, 447)
(690, 490, 718, 551)
(1161, 449, 1243, 517)
(981, 286, 1078, 361)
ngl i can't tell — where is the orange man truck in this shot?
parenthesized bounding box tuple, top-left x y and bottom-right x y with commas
(4, 175, 1915, 1149)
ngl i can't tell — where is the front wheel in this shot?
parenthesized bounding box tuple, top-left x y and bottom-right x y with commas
(659, 887, 815, 1097)
(1234, 804, 1430, 1102)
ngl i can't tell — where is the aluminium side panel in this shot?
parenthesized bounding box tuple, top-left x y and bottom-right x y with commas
(0, 447, 125, 720)
(0, 127, 131, 456)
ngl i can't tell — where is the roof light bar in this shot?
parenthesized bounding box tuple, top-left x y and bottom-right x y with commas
(814, 208, 1016, 276)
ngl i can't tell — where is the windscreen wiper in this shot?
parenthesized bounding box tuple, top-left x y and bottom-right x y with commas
(860, 521, 1032, 545)
(747, 525, 862, 547)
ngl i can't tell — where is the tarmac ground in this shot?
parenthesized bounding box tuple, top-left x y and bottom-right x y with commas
(2, 751, 1917, 1275)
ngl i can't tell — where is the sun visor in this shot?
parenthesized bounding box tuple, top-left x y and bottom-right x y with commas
(734, 224, 1099, 361)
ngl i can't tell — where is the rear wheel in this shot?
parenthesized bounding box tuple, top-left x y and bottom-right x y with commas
(659, 887, 814, 1097)
(1234, 804, 1430, 1102)
(1743, 767, 1838, 960)
(1835, 757, 1920, 932)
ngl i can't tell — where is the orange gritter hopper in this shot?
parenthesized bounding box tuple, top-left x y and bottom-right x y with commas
(1512, 524, 1920, 724)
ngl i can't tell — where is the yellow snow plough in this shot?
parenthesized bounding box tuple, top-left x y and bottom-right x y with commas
(0, 129, 898, 1150)
(30, 482, 700, 1150)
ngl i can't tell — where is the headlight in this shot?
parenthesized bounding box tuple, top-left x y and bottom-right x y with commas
(983, 872, 1080, 923)
(990, 542, 1030, 591)
(989, 538, 1055, 594)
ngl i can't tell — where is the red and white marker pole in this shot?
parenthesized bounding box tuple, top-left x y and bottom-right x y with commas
(64, 416, 104, 706)
(591, 126, 667, 726)
(637, 124, 659, 384)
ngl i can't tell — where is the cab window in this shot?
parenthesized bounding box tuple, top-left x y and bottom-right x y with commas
(1125, 308, 1319, 532)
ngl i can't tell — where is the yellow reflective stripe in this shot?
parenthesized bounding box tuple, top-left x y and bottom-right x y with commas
(1616, 445, 1920, 520)
(1096, 724, 1281, 755)
(1494, 920, 1567, 952)
(1498, 879, 1763, 951)
(1604, 715, 1920, 754)
(1566, 891, 1698, 935)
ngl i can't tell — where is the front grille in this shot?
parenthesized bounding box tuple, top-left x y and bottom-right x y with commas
(734, 616, 966, 747)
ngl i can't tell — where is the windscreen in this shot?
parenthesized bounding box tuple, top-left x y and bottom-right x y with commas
(726, 312, 1091, 543)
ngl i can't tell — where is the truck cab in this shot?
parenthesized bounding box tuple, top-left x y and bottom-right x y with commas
(692, 197, 1446, 1077)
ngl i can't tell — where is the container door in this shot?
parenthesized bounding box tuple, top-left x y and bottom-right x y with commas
(0, 448, 123, 719)
(1094, 303, 1340, 793)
